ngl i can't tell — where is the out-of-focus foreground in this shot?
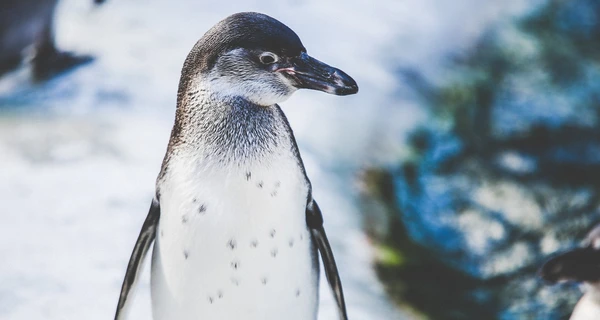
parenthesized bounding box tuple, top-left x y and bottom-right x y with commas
(0, 0, 597, 319)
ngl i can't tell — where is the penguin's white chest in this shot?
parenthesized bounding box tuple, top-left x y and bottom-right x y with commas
(151, 155, 318, 320)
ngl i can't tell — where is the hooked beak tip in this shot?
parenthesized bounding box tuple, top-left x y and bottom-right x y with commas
(331, 70, 358, 95)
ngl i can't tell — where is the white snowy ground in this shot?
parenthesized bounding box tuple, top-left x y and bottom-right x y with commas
(0, 0, 531, 319)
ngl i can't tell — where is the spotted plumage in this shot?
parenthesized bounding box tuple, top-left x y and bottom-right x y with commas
(114, 12, 357, 320)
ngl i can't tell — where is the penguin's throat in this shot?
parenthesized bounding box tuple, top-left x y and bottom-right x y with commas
(175, 92, 286, 164)
(202, 70, 295, 107)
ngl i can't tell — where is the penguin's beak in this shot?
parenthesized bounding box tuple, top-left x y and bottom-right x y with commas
(278, 53, 358, 96)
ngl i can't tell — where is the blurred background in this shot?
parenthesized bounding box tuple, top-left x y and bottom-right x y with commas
(1, 0, 599, 319)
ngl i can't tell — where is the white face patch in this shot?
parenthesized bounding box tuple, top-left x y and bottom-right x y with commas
(205, 49, 297, 107)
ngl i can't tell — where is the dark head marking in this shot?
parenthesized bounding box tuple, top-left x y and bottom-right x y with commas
(183, 12, 304, 75)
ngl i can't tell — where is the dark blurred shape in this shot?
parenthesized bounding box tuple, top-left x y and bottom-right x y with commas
(541, 224, 600, 284)
(540, 225, 600, 319)
(362, 0, 600, 318)
(540, 247, 600, 284)
(0, 0, 105, 80)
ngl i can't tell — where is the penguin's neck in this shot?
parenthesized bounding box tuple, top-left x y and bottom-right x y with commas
(169, 82, 290, 166)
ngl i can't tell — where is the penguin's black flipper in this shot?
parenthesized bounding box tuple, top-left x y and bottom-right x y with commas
(306, 199, 348, 320)
(114, 200, 161, 320)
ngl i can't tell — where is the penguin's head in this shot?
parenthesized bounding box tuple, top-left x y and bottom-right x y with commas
(539, 225, 600, 285)
(181, 12, 358, 106)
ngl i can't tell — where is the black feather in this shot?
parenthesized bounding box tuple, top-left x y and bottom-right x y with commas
(114, 200, 160, 320)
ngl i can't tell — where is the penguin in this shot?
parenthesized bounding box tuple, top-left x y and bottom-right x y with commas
(0, 0, 105, 79)
(539, 224, 600, 320)
(114, 12, 358, 320)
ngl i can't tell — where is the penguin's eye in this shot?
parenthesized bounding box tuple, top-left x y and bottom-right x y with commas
(259, 52, 278, 65)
